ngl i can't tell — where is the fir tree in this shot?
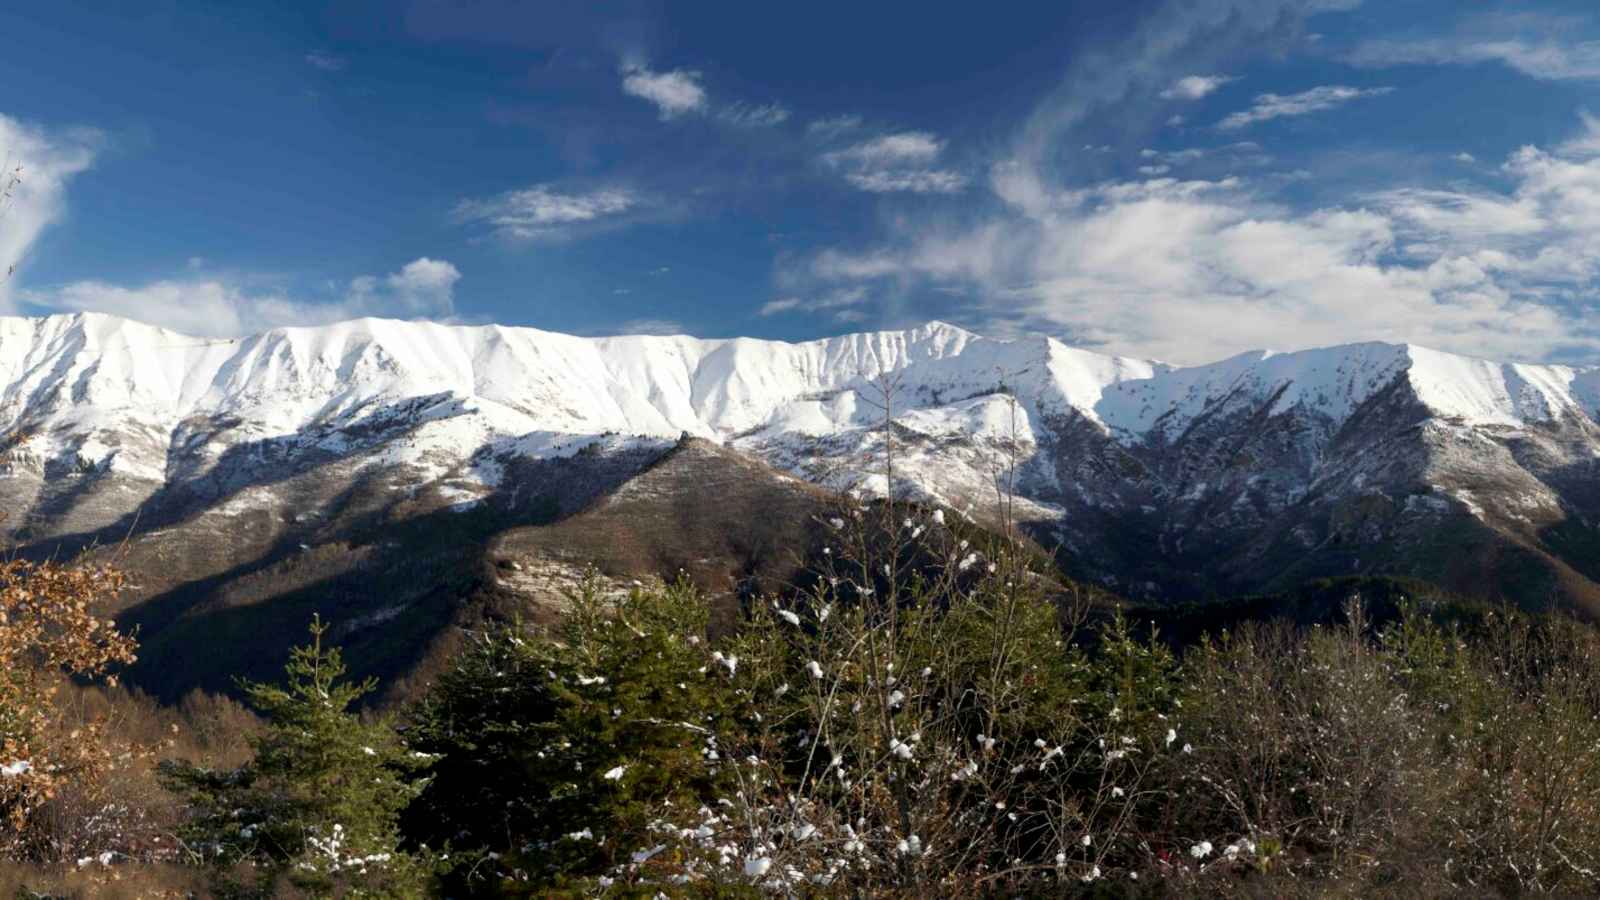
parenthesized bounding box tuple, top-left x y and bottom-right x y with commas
(161, 616, 431, 897)
(404, 575, 740, 891)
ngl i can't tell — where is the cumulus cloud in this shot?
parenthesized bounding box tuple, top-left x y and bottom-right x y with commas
(776, 0, 1600, 361)
(1160, 74, 1235, 100)
(453, 184, 637, 240)
(0, 114, 98, 309)
(30, 258, 462, 337)
(822, 131, 969, 194)
(620, 65, 707, 119)
(1216, 85, 1393, 129)
(795, 111, 1600, 363)
(347, 257, 461, 317)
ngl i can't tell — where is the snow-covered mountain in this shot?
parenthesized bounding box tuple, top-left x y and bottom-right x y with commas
(5, 311, 1600, 679)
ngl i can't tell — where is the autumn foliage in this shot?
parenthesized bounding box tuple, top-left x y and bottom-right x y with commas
(0, 559, 138, 854)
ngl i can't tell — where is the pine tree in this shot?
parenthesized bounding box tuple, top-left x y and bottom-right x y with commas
(161, 616, 431, 897)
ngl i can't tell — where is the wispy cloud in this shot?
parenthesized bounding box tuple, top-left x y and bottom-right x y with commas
(1160, 74, 1235, 100)
(1138, 142, 1270, 170)
(29, 258, 462, 336)
(822, 131, 969, 194)
(824, 132, 943, 167)
(1560, 111, 1600, 157)
(720, 101, 791, 128)
(0, 114, 98, 310)
(453, 184, 638, 241)
(1217, 85, 1392, 130)
(759, 286, 870, 321)
(620, 65, 707, 119)
(845, 170, 969, 194)
(615, 318, 685, 335)
(305, 52, 347, 72)
(807, 114, 863, 138)
(1350, 35, 1600, 81)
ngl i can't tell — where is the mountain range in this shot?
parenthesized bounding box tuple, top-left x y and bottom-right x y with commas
(5, 312, 1600, 696)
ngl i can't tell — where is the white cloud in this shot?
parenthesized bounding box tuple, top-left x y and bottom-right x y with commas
(1217, 85, 1393, 130)
(620, 65, 707, 120)
(1138, 142, 1270, 170)
(824, 131, 944, 167)
(784, 0, 1600, 362)
(798, 114, 1600, 363)
(822, 131, 968, 194)
(1350, 36, 1600, 81)
(347, 257, 461, 317)
(758, 296, 804, 316)
(1160, 74, 1235, 100)
(720, 102, 790, 127)
(1008, 0, 1363, 176)
(1453, 152, 1477, 164)
(0, 114, 97, 309)
(305, 52, 347, 72)
(759, 286, 869, 319)
(810, 250, 910, 281)
(453, 184, 637, 240)
(30, 258, 461, 337)
(807, 114, 863, 138)
(1558, 111, 1600, 158)
(845, 170, 969, 194)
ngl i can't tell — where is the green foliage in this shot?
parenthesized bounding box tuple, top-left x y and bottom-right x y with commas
(160, 617, 431, 898)
(403, 574, 741, 892)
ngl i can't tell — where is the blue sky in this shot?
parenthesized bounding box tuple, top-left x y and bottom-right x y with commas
(3, 0, 1600, 362)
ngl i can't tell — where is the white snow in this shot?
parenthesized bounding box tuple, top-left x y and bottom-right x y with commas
(0, 312, 1593, 510)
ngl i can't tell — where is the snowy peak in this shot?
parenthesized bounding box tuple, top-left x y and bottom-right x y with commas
(0, 312, 1596, 487)
(1092, 340, 1600, 442)
(10, 312, 1600, 612)
(1095, 342, 1415, 441)
(1402, 345, 1599, 426)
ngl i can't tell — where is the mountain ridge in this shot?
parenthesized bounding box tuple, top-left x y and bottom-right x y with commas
(5, 311, 1595, 456)
(5, 310, 1600, 623)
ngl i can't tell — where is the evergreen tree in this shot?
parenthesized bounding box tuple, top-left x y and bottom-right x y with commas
(404, 575, 740, 892)
(161, 616, 431, 897)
